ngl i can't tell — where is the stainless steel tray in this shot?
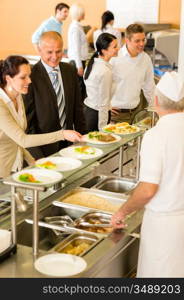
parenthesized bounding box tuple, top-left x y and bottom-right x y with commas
(74, 211, 112, 226)
(73, 211, 113, 235)
(52, 187, 127, 218)
(93, 176, 137, 195)
(51, 233, 101, 257)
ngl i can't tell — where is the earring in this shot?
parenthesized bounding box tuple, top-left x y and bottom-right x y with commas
(7, 85, 13, 92)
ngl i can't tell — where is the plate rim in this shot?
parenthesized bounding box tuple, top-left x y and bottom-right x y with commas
(59, 145, 103, 159)
(34, 253, 87, 277)
(12, 168, 63, 186)
(102, 124, 140, 136)
(35, 156, 82, 171)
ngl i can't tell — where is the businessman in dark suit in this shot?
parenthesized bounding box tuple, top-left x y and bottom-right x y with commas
(24, 31, 86, 159)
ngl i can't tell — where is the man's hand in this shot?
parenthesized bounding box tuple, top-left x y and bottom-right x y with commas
(63, 130, 82, 142)
(111, 107, 121, 116)
(111, 209, 127, 229)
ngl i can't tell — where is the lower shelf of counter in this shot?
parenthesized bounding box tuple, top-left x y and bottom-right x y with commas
(0, 211, 142, 278)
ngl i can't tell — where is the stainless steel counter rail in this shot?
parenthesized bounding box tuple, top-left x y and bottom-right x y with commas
(135, 136, 141, 181)
(3, 179, 46, 259)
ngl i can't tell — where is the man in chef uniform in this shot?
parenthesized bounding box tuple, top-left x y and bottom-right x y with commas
(111, 71, 184, 277)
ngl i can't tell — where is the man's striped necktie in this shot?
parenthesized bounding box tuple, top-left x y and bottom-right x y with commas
(50, 69, 66, 129)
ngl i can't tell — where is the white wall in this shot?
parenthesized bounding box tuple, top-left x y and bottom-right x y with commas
(106, 0, 159, 27)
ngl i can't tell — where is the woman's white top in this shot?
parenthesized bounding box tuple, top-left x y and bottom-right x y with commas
(67, 20, 89, 69)
(84, 57, 113, 130)
(139, 112, 184, 212)
(93, 24, 122, 49)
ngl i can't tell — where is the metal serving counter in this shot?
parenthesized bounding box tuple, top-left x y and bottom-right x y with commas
(0, 129, 145, 277)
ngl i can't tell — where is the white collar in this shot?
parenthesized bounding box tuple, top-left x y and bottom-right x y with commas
(72, 20, 82, 27)
(104, 24, 113, 30)
(41, 60, 60, 74)
(94, 57, 112, 69)
(0, 88, 12, 104)
(120, 44, 143, 58)
(51, 16, 62, 25)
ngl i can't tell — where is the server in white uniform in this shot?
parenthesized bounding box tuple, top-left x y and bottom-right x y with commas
(110, 23, 155, 124)
(84, 33, 119, 131)
(111, 71, 184, 277)
(67, 3, 89, 101)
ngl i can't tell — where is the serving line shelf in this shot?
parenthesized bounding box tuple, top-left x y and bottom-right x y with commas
(0, 129, 145, 277)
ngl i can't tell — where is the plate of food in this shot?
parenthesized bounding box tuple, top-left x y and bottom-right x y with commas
(82, 131, 121, 145)
(35, 157, 82, 172)
(59, 145, 103, 160)
(102, 122, 140, 136)
(12, 168, 63, 186)
(34, 253, 87, 277)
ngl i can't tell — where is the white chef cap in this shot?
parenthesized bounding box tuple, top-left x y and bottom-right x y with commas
(156, 71, 184, 102)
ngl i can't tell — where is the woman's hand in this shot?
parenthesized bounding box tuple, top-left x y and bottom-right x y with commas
(29, 160, 36, 166)
(63, 130, 82, 142)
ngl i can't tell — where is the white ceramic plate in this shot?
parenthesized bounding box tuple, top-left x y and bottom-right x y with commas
(59, 146, 103, 160)
(12, 169, 63, 186)
(34, 253, 87, 277)
(82, 133, 121, 145)
(102, 124, 140, 136)
(35, 156, 82, 172)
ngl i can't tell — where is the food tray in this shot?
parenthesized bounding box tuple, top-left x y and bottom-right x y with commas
(93, 176, 137, 195)
(51, 233, 101, 257)
(52, 187, 127, 218)
(73, 211, 113, 235)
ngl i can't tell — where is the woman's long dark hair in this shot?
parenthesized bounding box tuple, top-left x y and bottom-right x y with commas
(101, 10, 114, 30)
(84, 32, 116, 80)
(0, 55, 29, 88)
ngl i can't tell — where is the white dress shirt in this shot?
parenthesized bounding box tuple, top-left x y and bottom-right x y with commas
(41, 60, 65, 102)
(93, 24, 122, 49)
(139, 112, 184, 212)
(110, 45, 155, 109)
(84, 57, 113, 130)
(67, 20, 89, 69)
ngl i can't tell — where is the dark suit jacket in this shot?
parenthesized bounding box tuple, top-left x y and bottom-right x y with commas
(23, 61, 86, 159)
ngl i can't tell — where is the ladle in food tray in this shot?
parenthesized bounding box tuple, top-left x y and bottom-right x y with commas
(77, 221, 112, 228)
(25, 219, 106, 237)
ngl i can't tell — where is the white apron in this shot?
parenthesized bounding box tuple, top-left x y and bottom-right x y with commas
(137, 209, 184, 278)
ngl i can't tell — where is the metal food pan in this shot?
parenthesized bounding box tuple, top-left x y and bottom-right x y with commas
(75, 211, 112, 224)
(93, 176, 137, 195)
(52, 233, 101, 257)
(52, 187, 126, 218)
(73, 211, 113, 235)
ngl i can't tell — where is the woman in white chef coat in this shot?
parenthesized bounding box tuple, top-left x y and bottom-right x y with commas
(67, 3, 89, 101)
(84, 32, 119, 132)
(93, 11, 122, 50)
(111, 71, 184, 277)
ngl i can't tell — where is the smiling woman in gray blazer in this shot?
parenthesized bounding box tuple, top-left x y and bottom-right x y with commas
(0, 55, 82, 178)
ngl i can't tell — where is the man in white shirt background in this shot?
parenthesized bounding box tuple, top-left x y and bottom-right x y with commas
(67, 3, 89, 102)
(111, 23, 155, 124)
(32, 2, 69, 52)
